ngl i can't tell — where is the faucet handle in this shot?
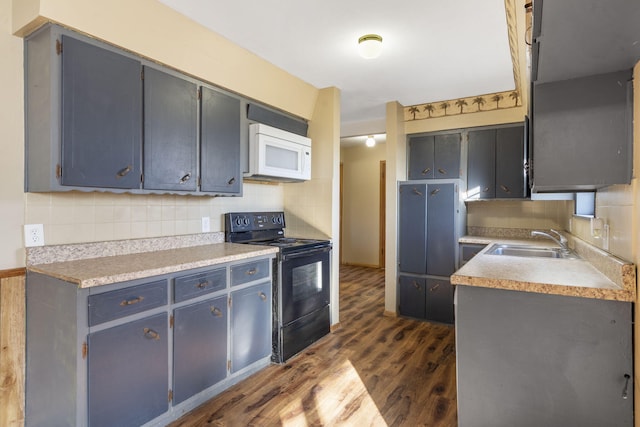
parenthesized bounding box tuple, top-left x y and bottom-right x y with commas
(549, 229, 567, 244)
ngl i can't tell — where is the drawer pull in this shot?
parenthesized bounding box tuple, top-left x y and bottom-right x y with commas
(438, 168, 446, 175)
(421, 167, 431, 175)
(430, 188, 440, 196)
(120, 296, 144, 306)
(413, 281, 421, 290)
(196, 280, 210, 289)
(228, 177, 236, 185)
(116, 165, 132, 178)
(143, 328, 160, 340)
(622, 374, 631, 399)
(500, 184, 510, 193)
(430, 283, 440, 292)
(179, 173, 191, 184)
(246, 268, 257, 276)
(259, 292, 267, 301)
(412, 188, 423, 196)
(210, 306, 223, 317)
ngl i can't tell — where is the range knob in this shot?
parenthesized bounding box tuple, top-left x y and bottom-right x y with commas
(235, 218, 243, 226)
(243, 217, 250, 226)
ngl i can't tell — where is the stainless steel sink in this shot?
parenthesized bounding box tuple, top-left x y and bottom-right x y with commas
(485, 243, 580, 260)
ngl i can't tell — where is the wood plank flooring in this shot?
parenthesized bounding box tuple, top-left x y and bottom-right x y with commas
(170, 265, 457, 426)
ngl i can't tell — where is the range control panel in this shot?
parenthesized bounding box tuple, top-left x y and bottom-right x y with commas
(225, 212, 285, 233)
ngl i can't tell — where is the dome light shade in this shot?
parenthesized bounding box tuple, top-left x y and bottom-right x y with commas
(365, 135, 376, 147)
(358, 34, 383, 59)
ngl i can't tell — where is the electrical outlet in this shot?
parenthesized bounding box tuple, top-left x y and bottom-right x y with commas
(201, 217, 211, 233)
(24, 224, 45, 247)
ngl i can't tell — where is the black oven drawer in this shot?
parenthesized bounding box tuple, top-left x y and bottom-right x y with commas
(174, 268, 226, 302)
(231, 259, 270, 287)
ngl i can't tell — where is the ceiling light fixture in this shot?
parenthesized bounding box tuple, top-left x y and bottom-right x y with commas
(365, 135, 376, 147)
(358, 34, 383, 59)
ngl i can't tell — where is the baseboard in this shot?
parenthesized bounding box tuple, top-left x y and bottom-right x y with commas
(0, 268, 26, 279)
(383, 310, 398, 318)
(341, 262, 383, 269)
(330, 322, 342, 332)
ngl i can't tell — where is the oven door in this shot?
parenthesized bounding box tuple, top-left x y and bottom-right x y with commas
(280, 246, 330, 326)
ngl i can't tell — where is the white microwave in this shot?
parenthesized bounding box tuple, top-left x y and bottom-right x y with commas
(246, 123, 312, 182)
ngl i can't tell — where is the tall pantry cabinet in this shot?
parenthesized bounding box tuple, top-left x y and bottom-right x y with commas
(398, 132, 465, 324)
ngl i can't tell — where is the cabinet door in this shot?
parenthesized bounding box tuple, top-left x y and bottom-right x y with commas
(88, 313, 168, 427)
(408, 135, 435, 179)
(398, 275, 426, 318)
(231, 282, 271, 372)
(467, 129, 496, 199)
(425, 278, 453, 324)
(426, 183, 455, 277)
(61, 36, 142, 189)
(143, 67, 198, 191)
(173, 296, 228, 404)
(496, 126, 525, 198)
(398, 183, 427, 274)
(434, 133, 461, 178)
(200, 87, 241, 193)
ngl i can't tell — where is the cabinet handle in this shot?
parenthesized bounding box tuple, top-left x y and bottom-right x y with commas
(143, 328, 160, 340)
(430, 188, 440, 196)
(259, 292, 267, 301)
(430, 283, 440, 292)
(421, 167, 431, 175)
(500, 184, 511, 193)
(246, 268, 257, 276)
(210, 306, 223, 317)
(196, 280, 209, 289)
(228, 177, 236, 185)
(412, 188, 423, 196)
(622, 374, 631, 399)
(179, 173, 191, 184)
(413, 281, 421, 290)
(483, 187, 490, 192)
(438, 168, 446, 175)
(116, 165, 132, 178)
(120, 296, 144, 306)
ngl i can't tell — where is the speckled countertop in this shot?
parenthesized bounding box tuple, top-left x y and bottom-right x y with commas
(452, 234, 636, 302)
(26, 233, 279, 288)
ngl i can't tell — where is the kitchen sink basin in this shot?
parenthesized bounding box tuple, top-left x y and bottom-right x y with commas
(485, 244, 580, 260)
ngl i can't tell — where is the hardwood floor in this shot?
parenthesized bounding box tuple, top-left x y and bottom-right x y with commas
(170, 265, 457, 426)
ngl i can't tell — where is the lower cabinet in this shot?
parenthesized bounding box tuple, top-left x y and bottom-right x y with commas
(88, 314, 169, 427)
(231, 282, 272, 372)
(398, 274, 454, 324)
(173, 296, 228, 405)
(456, 285, 633, 427)
(25, 254, 274, 427)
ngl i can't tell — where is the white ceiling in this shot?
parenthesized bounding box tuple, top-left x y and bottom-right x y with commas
(158, 0, 515, 138)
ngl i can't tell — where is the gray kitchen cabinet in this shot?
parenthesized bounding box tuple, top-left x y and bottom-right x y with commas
(532, 70, 632, 192)
(398, 275, 426, 319)
(397, 181, 464, 324)
(88, 313, 169, 427)
(467, 124, 525, 199)
(61, 35, 142, 190)
(456, 285, 633, 427)
(143, 66, 198, 191)
(408, 133, 461, 179)
(173, 296, 228, 405)
(231, 281, 272, 372)
(200, 86, 242, 194)
(26, 253, 274, 427)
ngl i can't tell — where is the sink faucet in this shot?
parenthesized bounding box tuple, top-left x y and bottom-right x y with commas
(531, 229, 569, 252)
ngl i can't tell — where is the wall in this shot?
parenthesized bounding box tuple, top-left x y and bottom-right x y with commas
(340, 143, 386, 267)
(284, 87, 341, 325)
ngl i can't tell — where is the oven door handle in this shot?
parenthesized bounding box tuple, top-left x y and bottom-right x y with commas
(282, 246, 331, 261)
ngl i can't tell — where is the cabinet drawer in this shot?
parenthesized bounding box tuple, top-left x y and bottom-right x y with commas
(88, 280, 167, 326)
(230, 259, 270, 287)
(174, 268, 226, 303)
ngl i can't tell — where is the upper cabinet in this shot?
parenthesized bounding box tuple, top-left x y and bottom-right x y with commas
(531, 0, 640, 84)
(408, 132, 461, 180)
(529, 0, 638, 192)
(468, 125, 525, 199)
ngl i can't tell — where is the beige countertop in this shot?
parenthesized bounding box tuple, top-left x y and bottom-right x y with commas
(27, 243, 279, 289)
(452, 236, 636, 302)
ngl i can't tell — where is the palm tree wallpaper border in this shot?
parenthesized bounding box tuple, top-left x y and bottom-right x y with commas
(404, 89, 521, 121)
